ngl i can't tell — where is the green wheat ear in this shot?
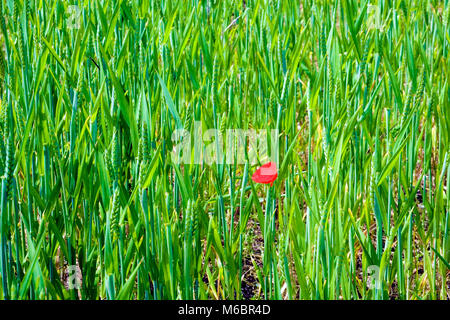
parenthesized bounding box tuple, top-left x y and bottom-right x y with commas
(319, 23, 326, 57)
(158, 19, 164, 64)
(142, 122, 151, 163)
(401, 85, 415, 126)
(112, 129, 121, 182)
(0, 45, 5, 86)
(327, 57, 334, 96)
(139, 39, 145, 73)
(212, 56, 218, 98)
(0, 98, 6, 129)
(360, 39, 370, 75)
(76, 63, 85, 106)
(4, 131, 14, 201)
(14, 102, 25, 137)
(414, 71, 426, 110)
(12, 0, 19, 23)
(219, 112, 227, 136)
(138, 160, 146, 196)
(183, 104, 192, 143)
(25, 0, 31, 19)
(137, 136, 143, 164)
(110, 187, 120, 242)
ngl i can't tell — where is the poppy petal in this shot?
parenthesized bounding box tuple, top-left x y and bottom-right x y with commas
(251, 162, 278, 184)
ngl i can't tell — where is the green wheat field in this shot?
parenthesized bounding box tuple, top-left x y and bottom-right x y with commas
(0, 0, 448, 300)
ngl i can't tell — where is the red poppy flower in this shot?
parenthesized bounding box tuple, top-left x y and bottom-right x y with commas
(251, 162, 278, 186)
